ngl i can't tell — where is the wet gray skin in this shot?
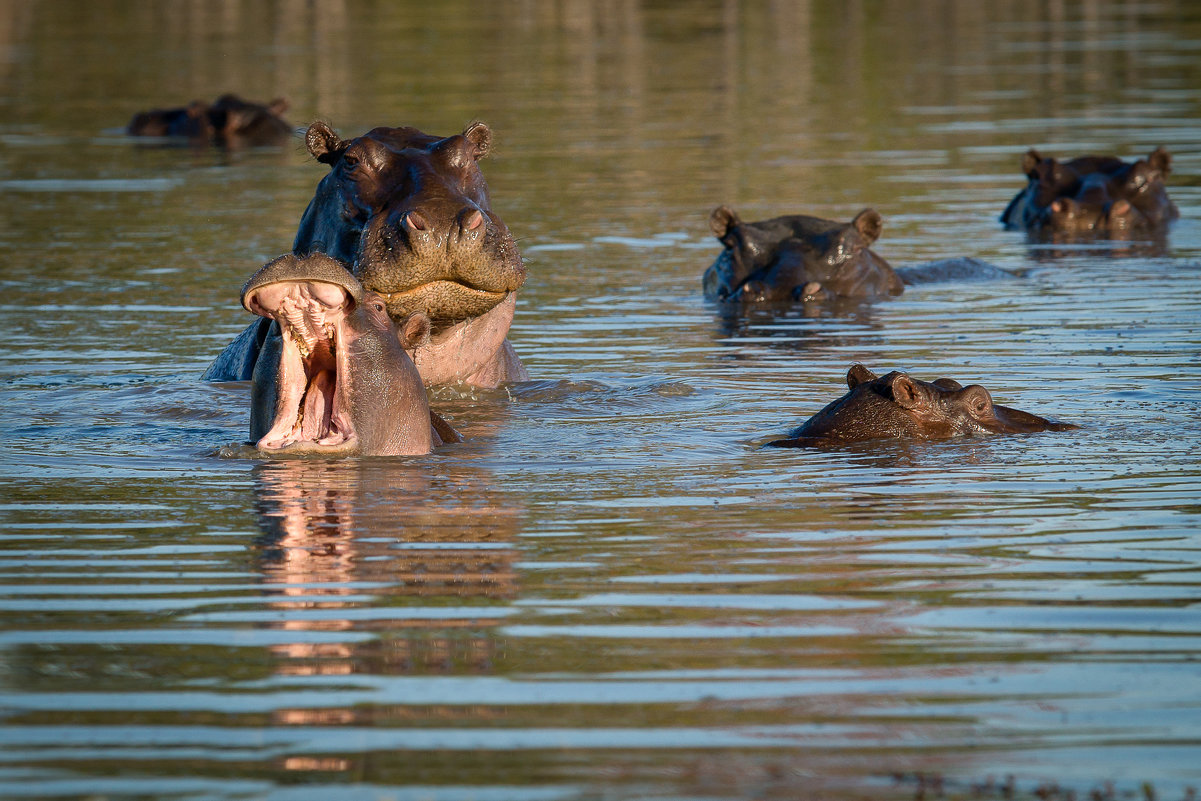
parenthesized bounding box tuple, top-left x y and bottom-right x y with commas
(242, 253, 455, 457)
(702, 206, 903, 303)
(767, 364, 1077, 447)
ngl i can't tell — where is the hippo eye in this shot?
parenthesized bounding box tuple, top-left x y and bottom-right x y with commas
(342, 153, 360, 170)
(371, 300, 385, 313)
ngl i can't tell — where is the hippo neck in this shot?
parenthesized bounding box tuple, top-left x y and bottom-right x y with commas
(407, 292, 516, 386)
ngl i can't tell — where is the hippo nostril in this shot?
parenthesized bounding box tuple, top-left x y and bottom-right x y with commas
(462, 209, 484, 231)
(404, 211, 428, 232)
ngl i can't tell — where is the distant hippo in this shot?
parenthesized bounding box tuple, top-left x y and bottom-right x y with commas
(127, 94, 292, 148)
(767, 364, 1076, 447)
(703, 206, 903, 303)
(1000, 146, 1178, 236)
(204, 120, 528, 388)
(242, 253, 457, 457)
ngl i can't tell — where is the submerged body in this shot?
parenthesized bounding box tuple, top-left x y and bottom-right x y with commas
(127, 94, 292, 148)
(242, 254, 454, 457)
(703, 206, 903, 304)
(768, 364, 1075, 447)
(205, 120, 528, 388)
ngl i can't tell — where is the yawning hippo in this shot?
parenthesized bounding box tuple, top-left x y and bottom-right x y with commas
(203, 120, 527, 387)
(1000, 146, 1178, 236)
(242, 253, 457, 457)
(127, 94, 293, 148)
(702, 206, 903, 303)
(767, 364, 1076, 447)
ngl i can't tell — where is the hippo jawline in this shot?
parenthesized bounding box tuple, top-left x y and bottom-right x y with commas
(255, 314, 360, 455)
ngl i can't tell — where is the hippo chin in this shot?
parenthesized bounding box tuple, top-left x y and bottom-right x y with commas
(204, 120, 528, 388)
(767, 364, 1076, 447)
(703, 206, 903, 303)
(242, 254, 457, 457)
(1000, 146, 1178, 237)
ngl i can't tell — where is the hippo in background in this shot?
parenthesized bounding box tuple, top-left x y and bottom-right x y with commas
(1000, 146, 1178, 237)
(702, 206, 1012, 306)
(767, 364, 1076, 448)
(703, 206, 903, 303)
(241, 253, 458, 457)
(204, 120, 528, 389)
(127, 94, 293, 148)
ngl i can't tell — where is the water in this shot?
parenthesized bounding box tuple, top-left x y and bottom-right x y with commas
(2, 1, 1201, 799)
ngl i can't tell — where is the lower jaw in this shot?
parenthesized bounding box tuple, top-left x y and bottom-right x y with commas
(373, 281, 510, 324)
(255, 434, 360, 456)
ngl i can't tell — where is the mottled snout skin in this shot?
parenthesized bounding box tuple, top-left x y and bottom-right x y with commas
(1000, 146, 1178, 237)
(204, 120, 528, 388)
(243, 254, 448, 457)
(768, 364, 1076, 447)
(703, 206, 903, 303)
(127, 94, 292, 148)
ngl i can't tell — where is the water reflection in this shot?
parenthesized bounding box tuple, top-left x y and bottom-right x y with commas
(251, 459, 522, 724)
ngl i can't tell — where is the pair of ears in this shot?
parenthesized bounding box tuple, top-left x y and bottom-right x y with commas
(1022, 146, 1172, 180)
(304, 120, 493, 166)
(846, 364, 977, 410)
(709, 206, 884, 244)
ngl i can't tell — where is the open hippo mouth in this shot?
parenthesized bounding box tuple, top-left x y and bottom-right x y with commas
(243, 272, 363, 454)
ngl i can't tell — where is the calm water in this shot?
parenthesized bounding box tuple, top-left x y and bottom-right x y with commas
(2, 2, 1201, 799)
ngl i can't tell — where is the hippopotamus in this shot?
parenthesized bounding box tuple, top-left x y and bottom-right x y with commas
(1000, 146, 1178, 235)
(702, 206, 903, 303)
(767, 364, 1076, 447)
(203, 120, 528, 388)
(127, 94, 293, 148)
(241, 253, 457, 457)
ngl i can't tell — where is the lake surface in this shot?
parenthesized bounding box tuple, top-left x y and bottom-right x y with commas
(2, 1, 1200, 799)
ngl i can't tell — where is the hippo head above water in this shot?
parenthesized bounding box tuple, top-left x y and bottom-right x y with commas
(702, 206, 903, 303)
(1001, 146, 1178, 237)
(203, 120, 529, 388)
(295, 120, 527, 329)
(242, 253, 456, 457)
(768, 364, 1076, 447)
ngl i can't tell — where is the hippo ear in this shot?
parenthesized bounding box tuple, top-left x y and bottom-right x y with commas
(1148, 146, 1171, 176)
(306, 121, 347, 165)
(399, 313, 433, 351)
(846, 363, 877, 389)
(710, 206, 740, 238)
(886, 373, 923, 410)
(463, 121, 492, 160)
(851, 208, 883, 244)
(1022, 149, 1042, 176)
(267, 97, 290, 116)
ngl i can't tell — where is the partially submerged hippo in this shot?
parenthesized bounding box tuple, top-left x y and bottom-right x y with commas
(204, 120, 528, 388)
(768, 364, 1076, 447)
(1000, 146, 1178, 236)
(127, 94, 293, 148)
(703, 206, 903, 303)
(242, 253, 457, 457)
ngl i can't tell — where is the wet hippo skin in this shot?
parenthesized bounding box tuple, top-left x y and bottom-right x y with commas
(242, 253, 458, 457)
(703, 206, 903, 303)
(768, 364, 1076, 447)
(1000, 146, 1178, 236)
(127, 94, 292, 148)
(204, 120, 528, 388)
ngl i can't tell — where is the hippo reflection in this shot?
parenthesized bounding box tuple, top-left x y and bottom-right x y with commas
(127, 94, 293, 148)
(768, 364, 1076, 447)
(204, 120, 528, 388)
(704, 206, 903, 303)
(242, 253, 457, 457)
(1001, 146, 1178, 238)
